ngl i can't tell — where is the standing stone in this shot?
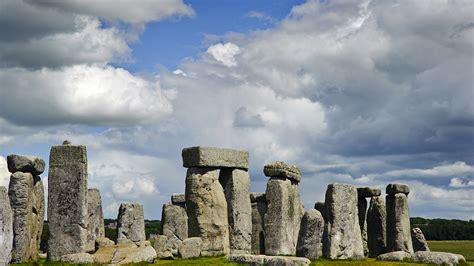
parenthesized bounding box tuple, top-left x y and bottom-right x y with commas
(116, 203, 146, 244)
(314, 202, 326, 222)
(48, 142, 88, 261)
(386, 190, 413, 254)
(323, 183, 364, 259)
(9, 172, 34, 262)
(185, 167, 229, 256)
(250, 193, 266, 255)
(367, 196, 387, 258)
(31, 176, 44, 259)
(357, 197, 368, 257)
(264, 178, 304, 255)
(296, 209, 324, 259)
(161, 203, 188, 254)
(178, 237, 202, 259)
(411, 228, 429, 252)
(219, 168, 252, 254)
(0, 186, 13, 265)
(86, 188, 105, 252)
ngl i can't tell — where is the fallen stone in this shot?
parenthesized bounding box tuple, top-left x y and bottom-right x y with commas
(264, 178, 304, 255)
(357, 187, 381, 198)
(161, 203, 188, 254)
(357, 197, 369, 256)
(386, 193, 413, 254)
(323, 183, 364, 260)
(314, 202, 326, 222)
(117, 203, 146, 244)
(386, 184, 410, 195)
(0, 186, 13, 265)
(182, 146, 249, 169)
(47, 143, 88, 261)
(251, 195, 267, 254)
(228, 254, 266, 265)
(263, 161, 301, 183)
(227, 254, 310, 266)
(179, 237, 202, 259)
(185, 167, 230, 256)
(86, 188, 105, 252)
(152, 235, 173, 259)
(95, 237, 115, 250)
(413, 251, 465, 265)
(60, 253, 94, 264)
(94, 241, 157, 264)
(7, 154, 45, 175)
(220, 168, 252, 254)
(171, 193, 186, 207)
(296, 209, 324, 259)
(377, 251, 412, 261)
(367, 196, 387, 258)
(411, 228, 429, 252)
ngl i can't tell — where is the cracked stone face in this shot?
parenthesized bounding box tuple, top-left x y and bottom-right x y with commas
(116, 203, 146, 244)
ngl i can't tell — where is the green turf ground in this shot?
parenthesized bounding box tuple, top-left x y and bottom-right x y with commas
(428, 240, 474, 261)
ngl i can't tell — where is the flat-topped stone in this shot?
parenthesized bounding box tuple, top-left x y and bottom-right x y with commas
(357, 187, 381, 198)
(413, 251, 466, 265)
(227, 254, 310, 265)
(377, 251, 412, 261)
(7, 154, 45, 175)
(182, 146, 249, 169)
(386, 184, 410, 195)
(171, 193, 186, 204)
(263, 161, 301, 183)
(250, 192, 266, 203)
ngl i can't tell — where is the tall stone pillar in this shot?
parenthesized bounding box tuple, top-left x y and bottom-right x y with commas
(367, 195, 386, 257)
(7, 154, 45, 263)
(161, 202, 188, 254)
(0, 186, 13, 265)
(357, 187, 381, 257)
(47, 141, 88, 261)
(116, 203, 146, 243)
(323, 183, 364, 259)
(219, 168, 252, 254)
(86, 188, 105, 252)
(263, 161, 304, 256)
(386, 184, 413, 254)
(250, 193, 266, 255)
(296, 209, 324, 259)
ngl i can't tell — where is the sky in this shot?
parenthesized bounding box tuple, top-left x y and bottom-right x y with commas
(0, 0, 473, 220)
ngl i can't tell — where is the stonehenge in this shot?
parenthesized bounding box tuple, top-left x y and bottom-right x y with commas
(386, 184, 414, 254)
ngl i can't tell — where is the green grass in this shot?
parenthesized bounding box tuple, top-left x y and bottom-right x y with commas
(428, 240, 474, 261)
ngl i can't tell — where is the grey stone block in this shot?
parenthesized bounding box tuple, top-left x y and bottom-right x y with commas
(7, 154, 45, 175)
(182, 146, 249, 169)
(263, 161, 301, 183)
(386, 184, 410, 195)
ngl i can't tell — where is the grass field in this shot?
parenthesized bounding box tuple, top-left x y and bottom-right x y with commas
(428, 240, 474, 261)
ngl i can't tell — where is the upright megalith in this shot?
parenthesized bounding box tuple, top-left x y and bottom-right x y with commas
(411, 228, 429, 252)
(86, 188, 105, 252)
(220, 168, 252, 254)
(185, 167, 230, 256)
(116, 203, 146, 243)
(161, 203, 188, 254)
(323, 183, 364, 260)
(47, 141, 88, 260)
(0, 186, 13, 265)
(367, 196, 387, 258)
(296, 209, 324, 259)
(386, 184, 413, 254)
(263, 161, 304, 256)
(357, 187, 381, 257)
(314, 202, 326, 222)
(250, 193, 266, 255)
(7, 154, 45, 263)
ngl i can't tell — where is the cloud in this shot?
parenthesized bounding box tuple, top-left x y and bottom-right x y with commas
(449, 177, 474, 188)
(0, 156, 10, 188)
(0, 65, 173, 126)
(206, 43, 241, 67)
(369, 161, 474, 180)
(245, 11, 274, 23)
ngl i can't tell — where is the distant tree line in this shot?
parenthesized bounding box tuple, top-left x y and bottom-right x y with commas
(411, 217, 474, 240)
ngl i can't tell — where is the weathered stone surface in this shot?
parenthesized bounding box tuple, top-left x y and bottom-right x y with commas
(185, 167, 230, 256)
(250, 192, 266, 203)
(94, 241, 157, 264)
(377, 251, 412, 261)
(95, 237, 115, 250)
(7, 154, 45, 175)
(47, 143, 88, 261)
(314, 202, 326, 222)
(264, 178, 304, 256)
(263, 161, 301, 183)
(251, 197, 267, 255)
(161, 203, 188, 254)
(31, 176, 44, 260)
(367, 196, 387, 258)
(60, 253, 94, 264)
(322, 183, 364, 260)
(413, 251, 465, 265)
(386, 184, 410, 195)
(117, 203, 146, 244)
(386, 193, 413, 254)
(171, 193, 186, 206)
(86, 188, 105, 252)
(179, 237, 202, 259)
(357, 197, 368, 257)
(152, 235, 173, 259)
(227, 254, 310, 266)
(411, 228, 429, 252)
(9, 172, 34, 262)
(357, 187, 381, 198)
(0, 186, 13, 265)
(296, 209, 324, 259)
(182, 146, 249, 169)
(220, 168, 252, 254)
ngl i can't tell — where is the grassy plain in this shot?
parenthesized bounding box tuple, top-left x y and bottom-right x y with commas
(428, 240, 474, 261)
